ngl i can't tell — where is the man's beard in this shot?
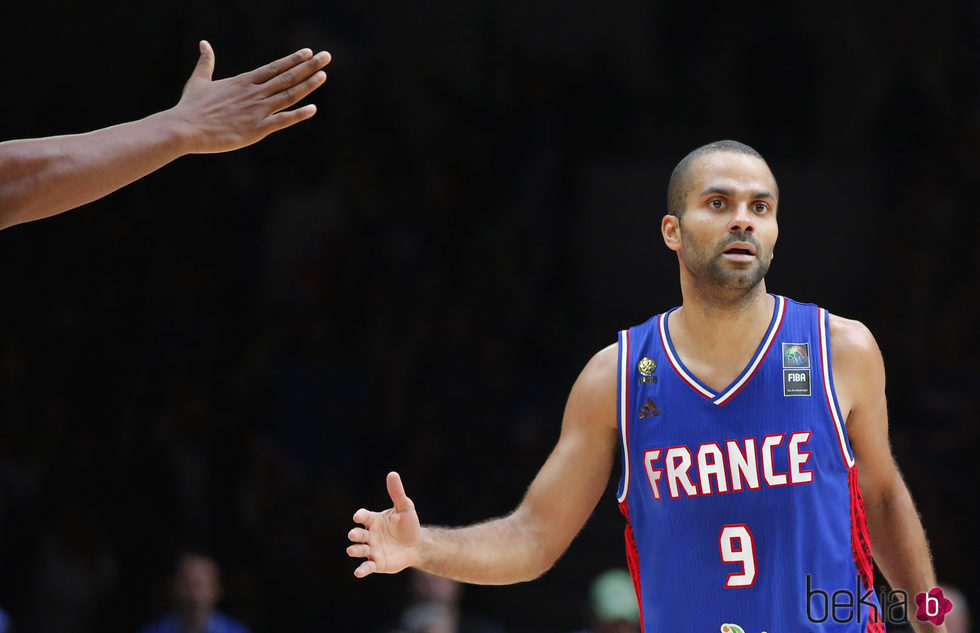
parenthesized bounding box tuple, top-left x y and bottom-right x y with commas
(681, 228, 772, 290)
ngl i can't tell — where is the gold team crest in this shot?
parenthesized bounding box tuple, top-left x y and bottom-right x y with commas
(638, 357, 657, 385)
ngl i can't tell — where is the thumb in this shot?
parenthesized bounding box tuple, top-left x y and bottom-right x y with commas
(190, 40, 216, 83)
(387, 471, 414, 514)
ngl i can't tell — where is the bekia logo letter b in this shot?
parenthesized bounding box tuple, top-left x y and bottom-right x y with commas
(915, 587, 953, 625)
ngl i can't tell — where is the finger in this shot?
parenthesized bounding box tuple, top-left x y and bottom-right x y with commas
(192, 40, 216, 83)
(346, 544, 371, 558)
(352, 508, 375, 527)
(259, 51, 331, 94)
(266, 71, 327, 113)
(262, 104, 318, 135)
(348, 527, 370, 543)
(387, 471, 414, 514)
(247, 48, 315, 85)
(354, 560, 377, 578)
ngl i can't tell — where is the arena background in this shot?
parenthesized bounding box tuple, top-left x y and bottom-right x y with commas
(0, 1, 977, 632)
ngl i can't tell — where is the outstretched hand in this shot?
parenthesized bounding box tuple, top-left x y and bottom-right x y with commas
(347, 472, 422, 578)
(173, 40, 331, 154)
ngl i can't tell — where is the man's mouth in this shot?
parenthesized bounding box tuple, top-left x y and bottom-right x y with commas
(722, 240, 758, 257)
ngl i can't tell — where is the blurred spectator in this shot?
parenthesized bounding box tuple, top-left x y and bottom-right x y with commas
(386, 570, 506, 633)
(394, 602, 456, 633)
(941, 584, 971, 633)
(138, 553, 248, 633)
(23, 501, 117, 633)
(571, 569, 640, 633)
(0, 607, 9, 633)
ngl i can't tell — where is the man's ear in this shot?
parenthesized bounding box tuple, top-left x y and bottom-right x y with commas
(662, 214, 682, 252)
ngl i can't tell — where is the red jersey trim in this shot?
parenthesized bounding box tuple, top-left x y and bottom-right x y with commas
(849, 465, 884, 631)
(619, 500, 645, 633)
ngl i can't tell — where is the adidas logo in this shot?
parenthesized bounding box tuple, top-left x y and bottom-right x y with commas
(638, 398, 661, 418)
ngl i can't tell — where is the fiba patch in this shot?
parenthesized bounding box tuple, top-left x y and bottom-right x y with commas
(782, 343, 810, 368)
(782, 343, 811, 396)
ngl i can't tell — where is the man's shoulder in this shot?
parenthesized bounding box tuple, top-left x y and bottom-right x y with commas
(591, 342, 619, 367)
(827, 313, 878, 357)
(210, 611, 250, 633)
(825, 313, 885, 393)
(575, 342, 619, 391)
(772, 296, 881, 367)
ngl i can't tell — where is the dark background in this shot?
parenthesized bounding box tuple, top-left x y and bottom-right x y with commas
(0, 1, 977, 632)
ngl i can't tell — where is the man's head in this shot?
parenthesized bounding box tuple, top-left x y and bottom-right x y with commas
(662, 141, 779, 292)
(173, 553, 222, 618)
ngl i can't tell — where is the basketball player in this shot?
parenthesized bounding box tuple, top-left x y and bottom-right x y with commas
(0, 40, 330, 230)
(347, 141, 946, 632)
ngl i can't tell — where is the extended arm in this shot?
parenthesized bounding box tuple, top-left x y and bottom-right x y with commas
(347, 343, 620, 585)
(831, 316, 946, 633)
(0, 41, 330, 229)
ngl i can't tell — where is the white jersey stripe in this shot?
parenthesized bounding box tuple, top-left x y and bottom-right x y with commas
(713, 295, 786, 406)
(819, 308, 855, 467)
(617, 329, 631, 503)
(659, 314, 715, 399)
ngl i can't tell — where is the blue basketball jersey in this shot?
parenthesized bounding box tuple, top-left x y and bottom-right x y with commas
(615, 295, 884, 633)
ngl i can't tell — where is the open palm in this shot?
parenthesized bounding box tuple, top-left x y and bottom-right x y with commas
(347, 472, 421, 577)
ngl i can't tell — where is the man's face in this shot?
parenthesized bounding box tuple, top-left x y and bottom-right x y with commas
(174, 556, 220, 613)
(672, 152, 778, 290)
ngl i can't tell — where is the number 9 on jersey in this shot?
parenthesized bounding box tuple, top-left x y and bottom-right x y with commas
(719, 525, 757, 588)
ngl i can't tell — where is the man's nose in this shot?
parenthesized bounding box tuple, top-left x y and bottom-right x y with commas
(728, 203, 755, 233)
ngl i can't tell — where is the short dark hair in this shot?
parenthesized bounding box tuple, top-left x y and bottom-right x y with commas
(666, 140, 775, 217)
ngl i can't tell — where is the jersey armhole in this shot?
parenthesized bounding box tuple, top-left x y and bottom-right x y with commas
(818, 308, 856, 468)
(616, 329, 631, 503)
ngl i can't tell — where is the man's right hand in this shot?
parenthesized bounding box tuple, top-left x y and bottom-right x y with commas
(173, 41, 331, 154)
(347, 471, 421, 578)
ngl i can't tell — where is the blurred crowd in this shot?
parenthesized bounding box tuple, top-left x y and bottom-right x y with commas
(0, 1, 977, 632)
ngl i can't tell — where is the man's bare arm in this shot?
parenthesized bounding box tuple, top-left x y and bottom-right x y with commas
(831, 315, 946, 633)
(0, 41, 330, 229)
(347, 343, 620, 584)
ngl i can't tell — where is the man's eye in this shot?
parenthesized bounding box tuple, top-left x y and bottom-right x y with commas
(754, 202, 770, 213)
(709, 199, 725, 209)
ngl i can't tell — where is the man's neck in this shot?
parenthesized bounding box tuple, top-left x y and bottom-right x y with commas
(178, 609, 211, 633)
(679, 272, 770, 319)
(669, 279, 775, 389)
